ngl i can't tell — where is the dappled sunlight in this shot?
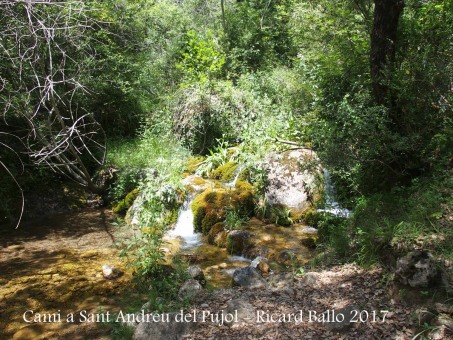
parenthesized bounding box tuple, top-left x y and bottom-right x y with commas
(0, 209, 135, 339)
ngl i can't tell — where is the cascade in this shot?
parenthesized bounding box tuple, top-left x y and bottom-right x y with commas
(166, 195, 202, 249)
(318, 169, 351, 218)
(224, 165, 244, 188)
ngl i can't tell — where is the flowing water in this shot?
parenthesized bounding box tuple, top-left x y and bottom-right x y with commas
(318, 169, 351, 217)
(164, 194, 252, 287)
(165, 194, 202, 250)
(164, 190, 317, 288)
(224, 165, 244, 188)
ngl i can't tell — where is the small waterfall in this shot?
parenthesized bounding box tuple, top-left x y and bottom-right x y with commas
(318, 169, 351, 218)
(166, 195, 202, 249)
(224, 165, 244, 188)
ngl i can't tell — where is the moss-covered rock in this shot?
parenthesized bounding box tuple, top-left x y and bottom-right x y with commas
(301, 208, 322, 227)
(208, 222, 225, 244)
(226, 230, 254, 255)
(112, 188, 139, 214)
(191, 180, 254, 235)
(186, 155, 206, 174)
(211, 162, 238, 181)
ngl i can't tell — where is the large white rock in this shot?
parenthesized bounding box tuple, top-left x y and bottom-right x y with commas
(265, 149, 323, 220)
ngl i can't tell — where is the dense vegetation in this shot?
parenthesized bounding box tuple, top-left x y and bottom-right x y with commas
(1, 0, 451, 290)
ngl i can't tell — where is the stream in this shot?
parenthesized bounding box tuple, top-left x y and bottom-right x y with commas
(163, 193, 252, 288)
(0, 169, 349, 337)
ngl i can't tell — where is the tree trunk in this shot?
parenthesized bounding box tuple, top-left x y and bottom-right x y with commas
(370, 0, 404, 105)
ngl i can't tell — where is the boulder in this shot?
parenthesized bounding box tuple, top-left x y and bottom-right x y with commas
(191, 181, 254, 234)
(300, 236, 317, 249)
(232, 266, 267, 288)
(178, 279, 203, 301)
(125, 192, 145, 227)
(187, 265, 206, 286)
(133, 312, 196, 340)
(394, 251, 438, 287)
(226, 230, 254, 256)
(264, 149, 322, 222)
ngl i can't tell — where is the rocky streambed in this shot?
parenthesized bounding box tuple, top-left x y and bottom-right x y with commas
(0, 209, 137, 339)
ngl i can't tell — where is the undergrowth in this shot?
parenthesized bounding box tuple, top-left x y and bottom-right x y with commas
(312, 171, 452, 267)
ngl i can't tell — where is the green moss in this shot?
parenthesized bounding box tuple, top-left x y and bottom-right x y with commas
(113, 188, 139, 214)
(207, 222, 225, 244)
(301, 208, 322, 227)
(211, 162, 238, 181)
(191, 181, 255, 235)
(186, 155, 205, 173)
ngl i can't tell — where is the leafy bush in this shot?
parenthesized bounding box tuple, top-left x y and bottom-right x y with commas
(176, 30, 225, 85)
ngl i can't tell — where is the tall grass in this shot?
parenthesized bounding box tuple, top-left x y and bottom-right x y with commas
(107, 130, 190, 180)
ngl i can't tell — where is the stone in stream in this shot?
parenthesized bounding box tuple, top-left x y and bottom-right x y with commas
(208, 222, 228, 247)
(102, 264, 122, 279)
(187, 265, 206, 286)
(250, 256, 270, 275)
(226, 230, 254, 256)
(232, 266, 267, 288)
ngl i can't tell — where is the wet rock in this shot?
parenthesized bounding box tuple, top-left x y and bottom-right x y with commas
(277, 250, 295, 264)
(232, 266, 267, 288)
(244, 246, 270, 259)
(188, 265, 206, 286)
(227, 230, 254, 256)
(178, 279, 203, 300)
(251, 256, 270, 275)
(182, 175, 210, 193)
(133, 312, 197, 340)
(264, 149, 322, 221)
(180, 254, 207, 264)
(102, 264, 122, 279)
(300, 236, 317, 249)
(324, 305, 360, 332)
(395, 251, 438, 287)
(191, 181, 254, 234)
(208, 222, 227, 247)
